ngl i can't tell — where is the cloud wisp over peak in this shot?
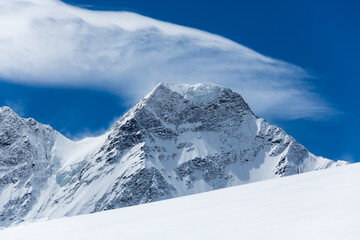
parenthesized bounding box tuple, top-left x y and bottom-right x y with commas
(0, 0, 332, 120)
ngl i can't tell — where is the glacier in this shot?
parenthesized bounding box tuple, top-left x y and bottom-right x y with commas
(0, 83, 347, 227)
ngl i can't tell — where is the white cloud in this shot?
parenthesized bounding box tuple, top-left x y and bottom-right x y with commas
(0, 0, 333, 120)
(340, 154, 355, 163)
(4, 100, 25, 117)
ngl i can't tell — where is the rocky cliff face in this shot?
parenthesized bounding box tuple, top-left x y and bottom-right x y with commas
(0, 83, 347, 227)
(0, 107, 56, 224)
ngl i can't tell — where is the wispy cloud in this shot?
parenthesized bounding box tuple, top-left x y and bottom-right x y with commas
(340, 154, 355, 163)
(4, 100, 25, 117)
(0, 0, 334, 120)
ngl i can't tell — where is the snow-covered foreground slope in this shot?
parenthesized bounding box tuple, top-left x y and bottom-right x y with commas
(0, 163, 357, 240)
(0, 83, 347, 227)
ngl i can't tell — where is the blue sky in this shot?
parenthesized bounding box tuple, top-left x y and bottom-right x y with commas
(0, 0, 359, 162)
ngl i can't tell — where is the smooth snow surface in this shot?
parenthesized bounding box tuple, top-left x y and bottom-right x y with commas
(0, 163, 357, 240)
(53, 133, 109, 167)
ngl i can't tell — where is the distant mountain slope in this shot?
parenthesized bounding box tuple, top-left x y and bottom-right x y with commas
(0, 161, 357, 240)
(0, 83, 347, 227)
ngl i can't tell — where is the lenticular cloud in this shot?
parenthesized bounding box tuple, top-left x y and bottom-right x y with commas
(0, 0, 331, 119)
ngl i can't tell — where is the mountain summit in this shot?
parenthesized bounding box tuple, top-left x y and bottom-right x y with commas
(0, 83, 346, 227)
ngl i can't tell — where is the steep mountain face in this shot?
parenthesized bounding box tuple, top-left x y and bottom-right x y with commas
(0, 83, 347, 227)
(0, 107, 56, 224)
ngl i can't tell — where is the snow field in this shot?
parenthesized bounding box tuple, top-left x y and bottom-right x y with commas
(0, 163, 358, 240)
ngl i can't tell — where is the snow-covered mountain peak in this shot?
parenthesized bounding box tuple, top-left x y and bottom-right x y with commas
(147, 83, 247, 104)
(0, 85, 347, 227)
(0, 105, 54, 134)
(161, 83, 225, 103)
(109, 83, 256, 149)
(137, 83, 252, 122)
(0, 106, 18, 118)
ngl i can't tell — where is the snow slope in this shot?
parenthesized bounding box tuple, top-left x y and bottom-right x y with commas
(0, 162, 357, 240)
(0, 83, 347, 227)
